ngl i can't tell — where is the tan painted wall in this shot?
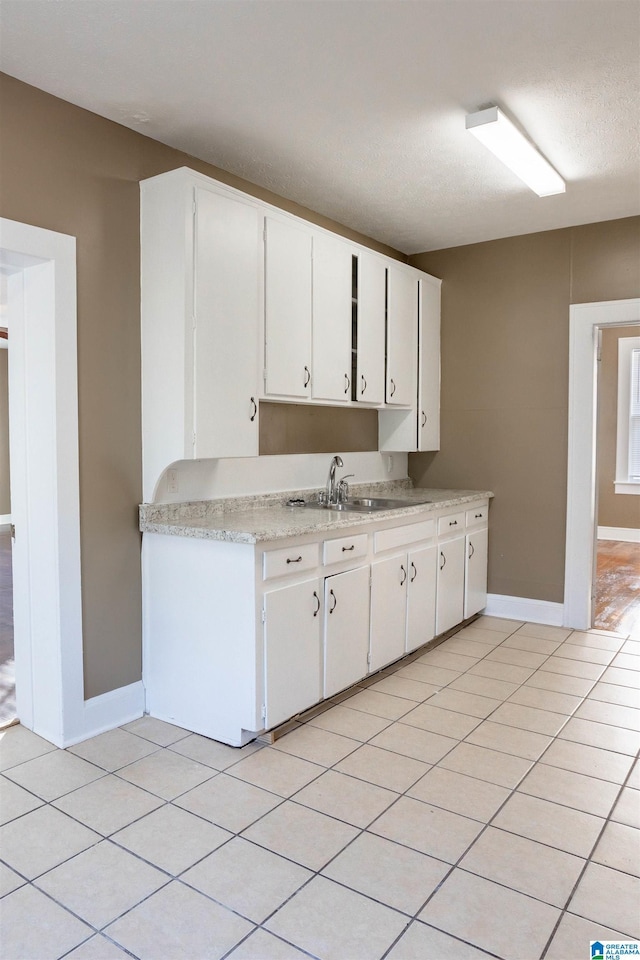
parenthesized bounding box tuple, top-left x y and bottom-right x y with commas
(597, 325, 640, 530)
(0, 73, 403, 699)
(0, 349, 9, 516)
(409, 217, 640, 603)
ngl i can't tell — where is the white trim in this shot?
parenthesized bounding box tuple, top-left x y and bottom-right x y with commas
(0, 339, 7, 349)
(0, 514, 11, 526)
(63, 682, 145, 748)
(484, 594, 565, 627)
(614, 482, 640, 495)
(598, 526, 640, 543)
(565, 299, 640, 630)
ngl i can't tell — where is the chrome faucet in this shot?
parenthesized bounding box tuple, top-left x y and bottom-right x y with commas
(325, 454, 344, 505)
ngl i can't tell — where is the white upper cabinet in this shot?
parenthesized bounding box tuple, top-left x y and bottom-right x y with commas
(356, 251, 386, 405)
(386, 265, 418, 406)
(264, 216, 313, 399)
(418, 276, 441, 451)
(193, 188, 261, 459)
(312, 233, 353, 402)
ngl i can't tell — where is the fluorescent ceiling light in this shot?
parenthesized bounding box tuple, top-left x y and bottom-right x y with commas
(466, 106, 565, 197)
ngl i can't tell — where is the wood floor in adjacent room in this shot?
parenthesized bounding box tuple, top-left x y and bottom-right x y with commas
(593, 539, 640, 638)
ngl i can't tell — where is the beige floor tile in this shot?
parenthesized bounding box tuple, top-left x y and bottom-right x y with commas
(272, 724, 359, 766)
(366, 674, 440, 702)
(557, 643, 617, 666)
(427, 687, 502, 718)
(472, 615, 523, 633)
(525, 670, 596, 697)
(400, 702, 482, 739)
(294, 769, 397, 827)
(544, 912, 631, 960)
(112, 803, 231, 875)
(0, 773, 44, 824)
(105, 880, 253, 960)
(485, 645, 549, 669)
(592, 821, 640, 876)
(559, 717, 640, 756)
(333, 687, 414, 721)
(121, 716, 190, 746)
(369, 795, 483, 862)
(487, 701, 569, 736)
(567, 631, 625, 652)
(508, 684, 582, 714)
(396, 661, 462, 687)
(168, 733, 262, 770)
(68, 728, 159, 771)
(503, 634, 564, 656)
(407, 766, 510, 821)
(612, 652, 640, 671)
(450, 673, 519, 701)
(174, 771, 281, 832)
(468, 659, 535, 684)
(243, 799, 358, 870)
(568, 862, 640, 937)
(629, 761, 640, 789)
(0, 725, 57, 773)
(464, 719, 552, 760)
(229, 746, 323, 797)
(601, 666, 640, 689)
(611, 787, 640, 828)
(492, 791, 604, 856)
(417, 648, 480, 671)
(370, 721, 458, 763)
(439, 741, 533, 788)
(52, 774, 163, 836)
(622, 639, 640, 655)
(182, 836, 311, 923)
(306, 703, 392, 740)
(588, 681, 640, 708)
(542, 739, 635, 784)
(385, 920, 493, 959)
(0, 884, 92, 960)
(542, 656, 605, 681)
(0, 862, 27, 898)
(0, 804, 100, 879)
(264, 875, 408, 960)
(518, 762, 621, 818)
(64, 935, 132, 959)
(333, 743, 430, 792)
(322, 831, 449, 914)
(227, 929, 311, 960)
(35, 840, 167, 928)
(116, 748, 216, 800)
(576, 698, 640, 730)
(4, 749, 104, 801)
(449, 625, 504, 646)
(516, 623, 572, 643)
(419, 868, 560, 959)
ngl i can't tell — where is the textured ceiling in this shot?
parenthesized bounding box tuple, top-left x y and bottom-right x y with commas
(1, 0, 639, 253)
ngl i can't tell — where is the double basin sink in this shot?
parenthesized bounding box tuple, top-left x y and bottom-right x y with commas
(292, 496, 432, 514)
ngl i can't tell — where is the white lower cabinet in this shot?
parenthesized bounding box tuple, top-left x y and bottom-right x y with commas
(436, 535, 466, 635)
(263, 578, 322, 730)
(323, 565, 370, 698)
(406, 544, 437, 653)
(465, 526, 489, 619)
(370, 555, 409, 672)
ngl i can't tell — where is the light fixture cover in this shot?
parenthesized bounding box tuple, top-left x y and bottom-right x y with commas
(466, 106, 565, 197)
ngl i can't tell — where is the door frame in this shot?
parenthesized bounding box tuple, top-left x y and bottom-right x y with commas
(565, 298, 640, 629)
(0, 217, 84, 746)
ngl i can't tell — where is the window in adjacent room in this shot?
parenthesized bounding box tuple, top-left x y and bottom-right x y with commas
(615, 335, 640, 494)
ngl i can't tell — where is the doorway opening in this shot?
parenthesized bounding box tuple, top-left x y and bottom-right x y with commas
(0, 323, 14, 726)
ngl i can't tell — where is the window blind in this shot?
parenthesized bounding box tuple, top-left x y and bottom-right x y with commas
(629, 347, 640, 481)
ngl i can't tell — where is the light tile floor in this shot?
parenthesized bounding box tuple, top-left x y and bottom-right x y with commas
(1, 616, 639, 960)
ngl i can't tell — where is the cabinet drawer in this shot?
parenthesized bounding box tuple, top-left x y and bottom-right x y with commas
(323, 533, 369, 566)
(263, 543, 319, 580)
(374, 519, 435, 553)
(437, 512, 465, 537)
(466, 504, 488, 527)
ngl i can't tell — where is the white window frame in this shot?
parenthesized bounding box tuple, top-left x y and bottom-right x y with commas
(614, 335, 640, 495)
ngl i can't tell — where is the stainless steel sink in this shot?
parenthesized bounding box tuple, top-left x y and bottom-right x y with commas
(296, 496, 432, 513)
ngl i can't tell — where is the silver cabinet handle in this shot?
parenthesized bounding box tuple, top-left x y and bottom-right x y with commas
(250, 397, 257, 422)
(303, 365, 311, 388)
(313, 591, 320, 617)
(410, 561, 417, 583)
(344, 374, 350, 394)
(400, 564, 407, 586)
(329, 589, 337, 613)
(286, 556, 302, 565)
(361, 375, 367, 395)
(440, 551, 446, 571)
(469, 542, 475, 559)
(421, 410, 427, 427)
(389, 378, 396, 397)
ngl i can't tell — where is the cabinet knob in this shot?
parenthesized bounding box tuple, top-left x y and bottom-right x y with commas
(303, 366, 311, 388)
(250, 397, 257, 422)
(389, 378, 396, 397)
(313, 591, 320, 617)
(329, 589, 337, 613)
(400, 564, 407, 586)
(361, 375, 367, 395)
(344, 373, 350, 395)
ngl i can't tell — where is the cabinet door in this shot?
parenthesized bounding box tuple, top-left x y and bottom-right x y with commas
(356, 252, 386, 404)
(465, 527, 488, 619)
(312, 234, 353, 402)
(436, 536, 465, 635)
(370, 555, 408, 672)
(194, 188, 261, 459)
(386, 266, 418, 406)
(323, 566, 371, 698)
(264, 578, 321, 729)
(406, 544, 437, 653)
(264, 217, 312, 399)
(418, 277, 441, 452)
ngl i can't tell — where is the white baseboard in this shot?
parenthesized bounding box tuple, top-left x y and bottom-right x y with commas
(484, 594, 565, 627)
(598, 526, 640, 543)
(63, 681, 145, 747)
(0, 514, 12, 526)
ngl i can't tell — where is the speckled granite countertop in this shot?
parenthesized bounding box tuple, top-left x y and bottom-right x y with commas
(139, 482, 493, 545)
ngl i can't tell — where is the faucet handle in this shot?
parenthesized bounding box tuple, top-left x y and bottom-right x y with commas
(337, 474, 355, 503)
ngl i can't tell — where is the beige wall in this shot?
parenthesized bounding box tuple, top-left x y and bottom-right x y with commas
(409, 217, 640, 604)
(597, 325, 640, 530)
(0, 73, 404, 699)
(0, 349, 9, 516)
